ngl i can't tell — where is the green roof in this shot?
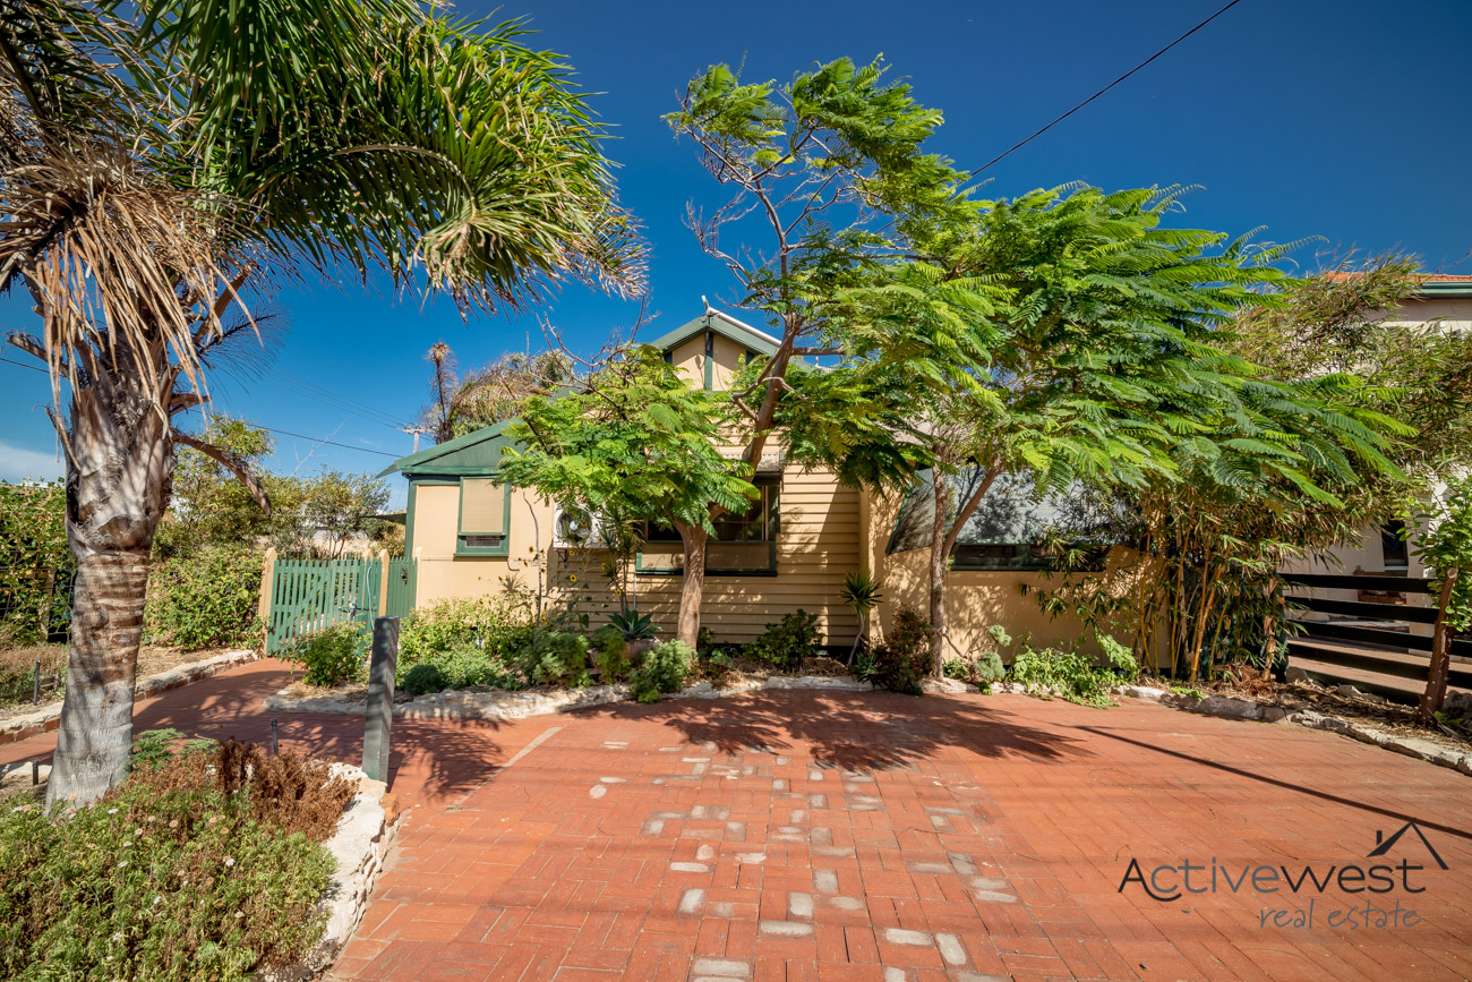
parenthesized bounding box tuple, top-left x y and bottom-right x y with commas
(377, 419, 516, 478)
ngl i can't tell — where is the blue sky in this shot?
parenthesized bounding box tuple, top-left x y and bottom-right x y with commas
(3, 0, 1470, 508)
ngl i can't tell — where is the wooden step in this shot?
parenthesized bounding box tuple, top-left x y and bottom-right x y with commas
(1287, 638, 1472, 688)
(1287, 655, 1431, 703)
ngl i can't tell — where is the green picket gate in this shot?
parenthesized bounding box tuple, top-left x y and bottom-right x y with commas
(265, 558, 383, 655)
(385, 556, 415, 619)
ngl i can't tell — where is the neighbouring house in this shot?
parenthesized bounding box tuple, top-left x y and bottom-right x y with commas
(382, 308, 1125, 654)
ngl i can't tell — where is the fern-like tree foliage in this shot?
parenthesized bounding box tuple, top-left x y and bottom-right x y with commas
(789, 185, 1413, 677)
(1, 0, 639, 805)
(499, 346, 757, 637)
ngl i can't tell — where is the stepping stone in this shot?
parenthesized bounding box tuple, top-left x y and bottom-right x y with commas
(883, 928, 932, 946)
(678, 888, 705, 914)
(907, 861, 952, 875)
(813, 870, 838, 894)
(936, 933, 967, 966)
(759, 920, 813, 937)
(830, 895, 863, 910)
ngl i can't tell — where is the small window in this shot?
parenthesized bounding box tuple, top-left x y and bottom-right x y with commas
(637, 478, 779, 576)
(458, 477, 509, 556)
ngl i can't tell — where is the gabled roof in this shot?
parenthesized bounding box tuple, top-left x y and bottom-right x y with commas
(646, 308, 782, 357)
(383, 305, 785, 478)
(377, 419, 516, 478)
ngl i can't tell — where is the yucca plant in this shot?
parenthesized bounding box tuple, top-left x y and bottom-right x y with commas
(1, 0, 640, 805)
(839, 571, 883, 664)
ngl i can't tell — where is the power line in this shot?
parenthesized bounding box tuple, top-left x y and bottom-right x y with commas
(1, 355, 399, 458)
(968, 0, 1247, 177)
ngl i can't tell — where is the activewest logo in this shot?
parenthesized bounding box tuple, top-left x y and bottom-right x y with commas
(1119, 822, 1447, 931)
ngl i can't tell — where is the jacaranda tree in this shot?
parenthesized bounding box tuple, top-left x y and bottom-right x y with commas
(1, 0, 639, 804)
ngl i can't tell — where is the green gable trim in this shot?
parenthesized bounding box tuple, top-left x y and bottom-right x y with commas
(379, 419, 516, 477)
(647, 309, 781, 358)
(1417, 281, 1472, 299)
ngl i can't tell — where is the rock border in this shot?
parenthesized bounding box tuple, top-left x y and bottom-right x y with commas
(266, 672, 879, 723)
(1119, 684, 1472, 778)
(266, 765, 399, 981)
(1, 648, 259, 745)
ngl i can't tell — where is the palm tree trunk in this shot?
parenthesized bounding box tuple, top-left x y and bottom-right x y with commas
(675, 523, 707, 647)
(47, 359, 173, 807)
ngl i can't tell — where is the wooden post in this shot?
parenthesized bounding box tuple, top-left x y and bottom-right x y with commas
(258, 546, 277, 652)
(363, 616, 399, 783)
(376, 547, 391, 616)
(1420, 567, 1459, 719)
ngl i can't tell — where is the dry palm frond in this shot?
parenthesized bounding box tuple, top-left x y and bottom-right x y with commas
(1, 141, 256, 418)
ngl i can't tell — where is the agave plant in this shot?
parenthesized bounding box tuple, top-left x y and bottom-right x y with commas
(607, 609, 659, 643)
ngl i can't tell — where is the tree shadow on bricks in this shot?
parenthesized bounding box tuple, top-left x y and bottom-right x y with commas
(579, 688, 1088, 772)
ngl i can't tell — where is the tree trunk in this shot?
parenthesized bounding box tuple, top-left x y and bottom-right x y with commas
(47, 358, 173, 808)
(928, 475, 950, 677)
(1419, 568, 1459, 720)
(675, 523, 708, 648)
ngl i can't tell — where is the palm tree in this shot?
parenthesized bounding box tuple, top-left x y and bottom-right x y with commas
(1, 0, 641, 805)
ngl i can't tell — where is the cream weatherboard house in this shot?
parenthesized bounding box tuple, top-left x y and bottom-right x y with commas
(384, 308, 1104, 655)
(385, 277, 1472, 662)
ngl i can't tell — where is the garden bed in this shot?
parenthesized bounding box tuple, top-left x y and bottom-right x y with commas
(0, 733, 386, 979)
(1119, 675, 1472, 778)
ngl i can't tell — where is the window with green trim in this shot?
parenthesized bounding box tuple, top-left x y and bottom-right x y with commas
(457, 477, 511, 556)
(637, 477, 780, 576)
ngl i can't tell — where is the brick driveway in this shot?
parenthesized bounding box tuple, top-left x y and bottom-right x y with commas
(4, 662, 1469, 980)
(331, 687, 1472, 981)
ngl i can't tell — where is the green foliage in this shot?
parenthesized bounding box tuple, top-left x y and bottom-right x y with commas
(944, 650, 1006, 690)
(509, 628, 590, 687)
(130, 728, 187, 771)
(0, 482, 72, 646)
(0, 758, 336, 978)
(287, 622, 368, 688)
(1415, 475, 1472, 634)
(502, 347, 756, 542)
(745, 610, 820, 671)
(870, 608, 929, 695)
(590, 627, 631, 683)
(631, 640, 694, 703)
(144, 544, 262, 650)
(1009, 635, 1137, 707)
(397, 596, 535, 672)
(400, 662, 447, 697)
(839, 571, 882, 615)
(607, 609, 658, 642)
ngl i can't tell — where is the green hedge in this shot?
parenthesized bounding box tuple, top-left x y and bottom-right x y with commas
(145, 545, 262, 650)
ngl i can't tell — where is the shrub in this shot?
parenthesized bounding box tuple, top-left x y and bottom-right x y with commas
(144, 544, 262, 650)
(506, 627, 589, 687)
(871, 608, 929, 695)
(397, 595, 534, 671)
(0, 742, 343, 979)
(631, 640, 694, 703)
(943, 648, 1007, 690)
(288, 621, 368, 687)
(591, 627, 631, 682)
(746, 610, 819, 671)
(1009, 635, 1137, 707)
(401, 662, 447, 696)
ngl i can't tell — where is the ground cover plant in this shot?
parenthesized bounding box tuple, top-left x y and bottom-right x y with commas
(0, 733, 350, 979)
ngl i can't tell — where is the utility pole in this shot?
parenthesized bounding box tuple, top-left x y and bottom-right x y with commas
(400, 425, 430, 453)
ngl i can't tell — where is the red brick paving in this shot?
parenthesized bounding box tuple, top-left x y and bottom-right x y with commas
(5, 661, 1471, 979)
